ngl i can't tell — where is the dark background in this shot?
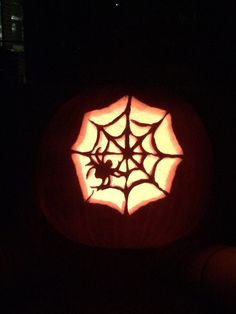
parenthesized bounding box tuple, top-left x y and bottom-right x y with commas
(1, 1, 236, 313)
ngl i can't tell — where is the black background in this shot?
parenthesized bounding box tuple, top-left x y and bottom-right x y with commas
(1, 1, 236, 313)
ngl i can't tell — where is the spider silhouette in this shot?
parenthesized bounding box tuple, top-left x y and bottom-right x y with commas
(86, 148, 123, 190)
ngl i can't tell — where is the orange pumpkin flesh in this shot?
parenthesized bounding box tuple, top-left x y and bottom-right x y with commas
(37, 88, 212, 248)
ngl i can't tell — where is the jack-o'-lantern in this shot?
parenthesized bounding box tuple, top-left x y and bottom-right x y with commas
(37, 87, 212, 248)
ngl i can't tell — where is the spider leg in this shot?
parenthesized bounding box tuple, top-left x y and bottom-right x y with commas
(112, 160, 124, 177)
(90, 183, 101, 189)
(101, 152, 106, 163)
(86, 166, 95, 179)
(94, 147, 104, 164)
(91, 175, 110, 190)
(101, 139, 111, 163)
(100, 176, 110, 188)
(91, 180, 104, 190)
(112, 171, 122, 178)
(105, 175, 110, 186)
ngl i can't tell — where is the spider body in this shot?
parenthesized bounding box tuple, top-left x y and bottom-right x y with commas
(86, 149, 121, 189)
(94, 159, 112, 179)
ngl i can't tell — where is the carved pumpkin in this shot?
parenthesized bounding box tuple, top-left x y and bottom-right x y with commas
(37, 87, 212, 248)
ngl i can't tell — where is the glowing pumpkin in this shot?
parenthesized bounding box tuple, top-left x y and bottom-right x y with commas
(71, 96, 183, 215)
(37, 88, 211, 248)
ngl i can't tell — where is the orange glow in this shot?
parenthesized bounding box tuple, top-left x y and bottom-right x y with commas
(71, 96, 183, 215)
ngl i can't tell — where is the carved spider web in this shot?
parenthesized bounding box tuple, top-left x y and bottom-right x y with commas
(71, 96, 183, 215)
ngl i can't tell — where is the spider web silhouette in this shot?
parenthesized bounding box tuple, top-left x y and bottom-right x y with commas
(71, 96, 183, 214)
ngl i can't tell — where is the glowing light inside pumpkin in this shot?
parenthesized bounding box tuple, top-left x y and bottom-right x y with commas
(71, 96, 183, 215)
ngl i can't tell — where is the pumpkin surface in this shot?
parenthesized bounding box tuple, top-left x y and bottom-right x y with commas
(37, 88, 211, 248)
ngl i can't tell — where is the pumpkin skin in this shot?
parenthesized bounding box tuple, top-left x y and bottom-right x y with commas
(37, 87, 212, 248)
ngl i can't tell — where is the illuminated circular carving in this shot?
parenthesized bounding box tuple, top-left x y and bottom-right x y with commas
(37, 89, 212, 248)
(71, 96, 184, 215)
